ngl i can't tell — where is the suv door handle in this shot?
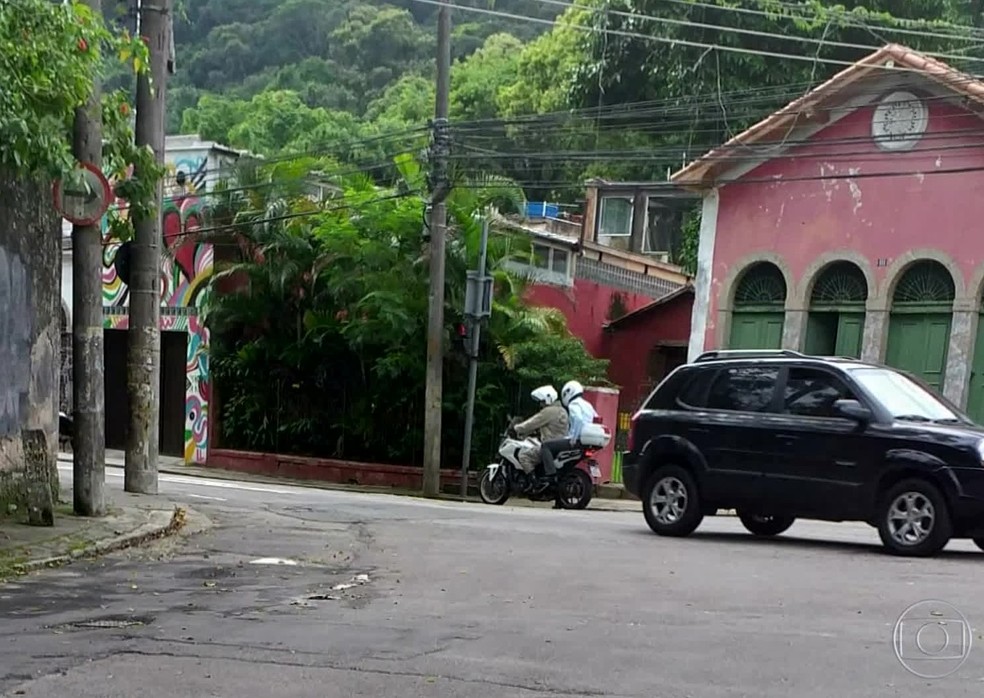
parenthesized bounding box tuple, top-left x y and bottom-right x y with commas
(689, 427, 710, 434)
(776, 434, 799, 441)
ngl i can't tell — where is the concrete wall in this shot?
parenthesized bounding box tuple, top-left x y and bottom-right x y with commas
(0, 173, 61, 506)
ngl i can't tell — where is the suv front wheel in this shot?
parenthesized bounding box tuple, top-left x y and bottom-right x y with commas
(642, 464, 704, 537)
(877, 478, 953, 557)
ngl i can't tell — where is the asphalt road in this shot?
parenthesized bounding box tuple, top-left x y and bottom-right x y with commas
(1, 465, 983, 697)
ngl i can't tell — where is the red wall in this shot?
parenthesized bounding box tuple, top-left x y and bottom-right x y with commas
(526, 279, 658, 357)
(705, 94, 984, 349)
(602, 292, 694, 411)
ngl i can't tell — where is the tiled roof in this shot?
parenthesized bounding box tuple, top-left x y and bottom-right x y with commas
(671, 44, 984, 188)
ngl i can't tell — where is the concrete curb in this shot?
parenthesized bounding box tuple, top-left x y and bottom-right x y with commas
(13, 506, 188, 574)
(62, 457, 636, 502)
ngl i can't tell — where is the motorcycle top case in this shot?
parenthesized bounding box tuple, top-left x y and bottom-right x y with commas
(579, 423, 611, 448)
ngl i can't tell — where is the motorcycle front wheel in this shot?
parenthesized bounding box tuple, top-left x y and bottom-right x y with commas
(479, 466, 510, 505)
(557, 468, 593, 510)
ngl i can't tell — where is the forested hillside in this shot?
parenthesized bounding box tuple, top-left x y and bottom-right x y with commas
(165, 0, 984, 202)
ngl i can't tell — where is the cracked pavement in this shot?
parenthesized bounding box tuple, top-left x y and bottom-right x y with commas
(2, 465, 984, 696)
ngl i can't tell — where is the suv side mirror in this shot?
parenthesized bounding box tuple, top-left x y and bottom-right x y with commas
(833, 399, 872, 423)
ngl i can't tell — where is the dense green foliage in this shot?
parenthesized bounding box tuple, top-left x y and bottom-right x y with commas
(0, 0, 149, 182)
(187, 0, 984, 466)
(205, 158, 609, 467)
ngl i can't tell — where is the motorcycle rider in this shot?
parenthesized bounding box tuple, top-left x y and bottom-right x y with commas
(538, 379, 598, 485)
(512, 385, 569, 482)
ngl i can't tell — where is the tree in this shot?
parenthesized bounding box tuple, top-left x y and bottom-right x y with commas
(0, 0, 149, 523)
(205, 154, 608, 471)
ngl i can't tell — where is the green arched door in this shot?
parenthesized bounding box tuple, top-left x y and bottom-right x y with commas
(729, 262, 786, 350)
(885, 261, 955, 394)
(804, 261, 867, 358)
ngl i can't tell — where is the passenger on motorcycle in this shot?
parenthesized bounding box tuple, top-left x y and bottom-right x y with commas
(512, 385, 569, 478)
(539, 379, 598, 481)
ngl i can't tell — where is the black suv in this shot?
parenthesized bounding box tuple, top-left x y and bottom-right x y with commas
(621, 350, 984, 557)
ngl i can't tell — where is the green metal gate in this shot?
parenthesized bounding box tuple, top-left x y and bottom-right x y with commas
(804, 261, 867, 358)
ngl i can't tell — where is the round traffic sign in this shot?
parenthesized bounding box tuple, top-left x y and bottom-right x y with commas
(53, 162, 112, 226)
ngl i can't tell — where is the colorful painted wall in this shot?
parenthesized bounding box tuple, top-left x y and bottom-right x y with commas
(97, 137, 238, 463)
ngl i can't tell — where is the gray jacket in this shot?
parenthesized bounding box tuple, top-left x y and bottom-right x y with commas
(514, 403, 569, 442)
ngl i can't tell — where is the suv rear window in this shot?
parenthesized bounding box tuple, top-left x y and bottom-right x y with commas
(675, 369, 716, 408)
(705, 366, 779, 412)
(642, 366, 697, 410)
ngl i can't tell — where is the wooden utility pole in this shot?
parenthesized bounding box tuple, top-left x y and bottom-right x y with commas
(71, 0, 107, 516)
(421, 0, 452, 498)
(125, 0, 170, 494)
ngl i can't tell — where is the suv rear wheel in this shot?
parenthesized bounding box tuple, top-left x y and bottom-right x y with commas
(877, 479, 952, 557)
(738, 511, 795, 537)
(642, 464, 704, 537)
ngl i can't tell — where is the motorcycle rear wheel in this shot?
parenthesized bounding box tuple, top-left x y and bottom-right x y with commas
(557, 468, 593, 510)
(479, 467, 510, 505)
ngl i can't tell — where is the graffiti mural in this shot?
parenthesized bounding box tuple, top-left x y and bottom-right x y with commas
(99, 146, 220, 464)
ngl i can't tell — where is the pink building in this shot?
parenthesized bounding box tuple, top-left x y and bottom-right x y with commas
(672, 44, 984, 423)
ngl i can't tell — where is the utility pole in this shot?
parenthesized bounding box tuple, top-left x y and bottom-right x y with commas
(71, 0, 107, 516)
(125, 0, 171, 494)
(459, 216, 491, 499)
(421, 0, 452, 498)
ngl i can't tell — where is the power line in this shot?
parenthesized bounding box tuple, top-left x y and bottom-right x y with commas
(156, 125, 430, 181)
(105, 149, 423, 216)
(521, 0, 984, 65)
(105, 191, 421, 247)
(644, 0, 984, 43)
(413, 0, 984, 72)
(452, 74, 984, 134)
(449, 161, 984, 189)
(454, 122, 984, 162)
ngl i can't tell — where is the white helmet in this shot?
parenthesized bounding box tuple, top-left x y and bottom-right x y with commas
(561, 380, 584, 407)
(531, 385, 558, 405)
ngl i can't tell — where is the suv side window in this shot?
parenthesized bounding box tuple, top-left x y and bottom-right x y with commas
(782, 367, 855, 418)
(705, 366, 779, 412)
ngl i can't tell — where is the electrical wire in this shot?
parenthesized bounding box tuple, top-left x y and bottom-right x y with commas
(448, 161, 984, 189)
(520, 0, 984, 65)
(104, 191, 421, 248)
(105, 148, 423, 216)
(618, 0, 984, 44)
(412, 0, 984, 72)
(154, 125, 430, 181)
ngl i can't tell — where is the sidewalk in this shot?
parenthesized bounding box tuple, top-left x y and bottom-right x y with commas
(0, 487, 190, 581)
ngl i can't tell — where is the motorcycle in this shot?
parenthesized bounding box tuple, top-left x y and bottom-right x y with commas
(478, 417, 612, 509)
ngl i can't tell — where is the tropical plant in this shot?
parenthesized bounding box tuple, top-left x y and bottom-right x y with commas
(206, 155, 609, 470)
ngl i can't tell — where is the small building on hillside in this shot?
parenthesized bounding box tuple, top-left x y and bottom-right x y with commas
(501, 180, 694, 360)
(581, 178, 697, 264)
(60, 134, 242, 464)
(672, 44, 984, 421)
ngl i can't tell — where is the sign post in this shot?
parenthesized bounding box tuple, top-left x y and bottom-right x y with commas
(53, 162, 112, 226)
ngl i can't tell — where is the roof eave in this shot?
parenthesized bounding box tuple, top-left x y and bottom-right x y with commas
(668, 43, 937, 188)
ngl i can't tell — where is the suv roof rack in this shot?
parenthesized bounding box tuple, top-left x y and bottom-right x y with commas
(693, 349, 808, 363)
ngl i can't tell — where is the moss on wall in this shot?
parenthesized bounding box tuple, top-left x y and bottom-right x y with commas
(0, 470, 26, 515)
